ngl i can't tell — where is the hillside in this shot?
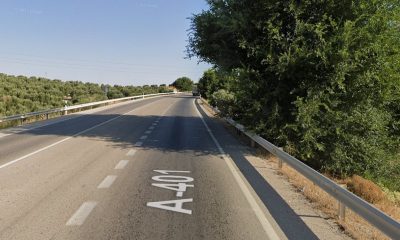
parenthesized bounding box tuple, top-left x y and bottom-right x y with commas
(0, 73, 171, 117)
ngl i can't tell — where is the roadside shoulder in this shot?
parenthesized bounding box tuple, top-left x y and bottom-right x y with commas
(196, 98, 352, 240)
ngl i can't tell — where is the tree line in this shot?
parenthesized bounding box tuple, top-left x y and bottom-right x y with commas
(0, 73, 172, 117)
(188, 0, 400, 190)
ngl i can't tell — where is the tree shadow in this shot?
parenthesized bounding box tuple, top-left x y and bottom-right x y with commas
(194, 100, 320, 239)
(0, 96, 319, 239)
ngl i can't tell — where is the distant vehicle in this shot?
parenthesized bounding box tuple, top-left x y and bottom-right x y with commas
(192, 88, 200, 96)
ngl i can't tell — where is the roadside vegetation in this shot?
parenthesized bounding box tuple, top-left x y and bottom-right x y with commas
(187, 0, 400, 192)
(171, 76, 194, 92)
(0, 73, 172, 117)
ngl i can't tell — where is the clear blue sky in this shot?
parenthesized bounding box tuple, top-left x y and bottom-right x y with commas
(0, 0, 211, 86)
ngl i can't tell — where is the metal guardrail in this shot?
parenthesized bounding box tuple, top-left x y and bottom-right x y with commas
(0, 92, 175, 124)
(200, 98, 400, 239)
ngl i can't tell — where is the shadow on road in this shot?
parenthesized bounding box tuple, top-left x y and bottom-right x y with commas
(1, 95, 319, 239)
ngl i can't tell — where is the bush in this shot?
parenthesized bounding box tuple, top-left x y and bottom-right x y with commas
(211, 89, 235, 117)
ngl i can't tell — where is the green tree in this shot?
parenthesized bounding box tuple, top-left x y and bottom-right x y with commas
(198, 69, 217, 99)
(188, 0, 400, 189)
(172, 77, 193, 91)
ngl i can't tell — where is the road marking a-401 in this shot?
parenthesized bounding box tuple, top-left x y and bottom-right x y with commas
(146, 170, 194, 214)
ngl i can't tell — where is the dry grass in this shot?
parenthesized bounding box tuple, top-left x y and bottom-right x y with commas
(346, 175, 385, 204)
(259, 152, 399, 240)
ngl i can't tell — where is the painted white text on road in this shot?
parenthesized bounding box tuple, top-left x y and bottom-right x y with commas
(146, 170, 193, 214)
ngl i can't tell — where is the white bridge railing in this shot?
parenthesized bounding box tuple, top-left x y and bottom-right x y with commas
(0, 92, 175, 124)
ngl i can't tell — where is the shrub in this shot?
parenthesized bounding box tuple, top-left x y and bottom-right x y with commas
(210, 89, 235, 117)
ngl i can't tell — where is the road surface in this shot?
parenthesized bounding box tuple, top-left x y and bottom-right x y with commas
(0, 94, 326, 239)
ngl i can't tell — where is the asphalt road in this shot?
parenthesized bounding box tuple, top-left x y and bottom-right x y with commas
(0, 94, 315, 239)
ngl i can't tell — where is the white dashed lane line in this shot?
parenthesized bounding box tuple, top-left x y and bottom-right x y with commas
(97, 175, 117, 189)
(66, 201, 97, 226)
(0, 101, 158, 171)
(115, 160, 129, 170)
(126, 149, 137, 157)
(64, 105, 171, 229)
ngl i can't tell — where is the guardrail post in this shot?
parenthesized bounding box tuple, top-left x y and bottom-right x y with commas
(20, 116, 24, 125)
(338, 184, 347, 221)
(278, 158, 283, 168)
(63, 107, 68, 115)
(46, 113, 49, 120)
(277, 147, 283, 168)
(236, 126, 242, 135)
(251, 140, 255, 148)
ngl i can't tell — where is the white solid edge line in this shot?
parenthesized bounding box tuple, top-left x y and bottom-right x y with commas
(193, 99, 281, 240)
(115, 160, 129, 170)
(126, 149, 137, 157)
(66, 201, 97, 226)
(145, 130, 152, 134)
(0, 100, 159, 170)
(97, 175, 117, 189)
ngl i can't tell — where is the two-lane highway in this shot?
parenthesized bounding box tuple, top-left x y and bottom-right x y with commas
(0, 95, 284, 239)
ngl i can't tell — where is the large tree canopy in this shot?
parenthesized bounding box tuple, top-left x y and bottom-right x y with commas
(172, 77, 194, 91)
(188, 0, 400, 190)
